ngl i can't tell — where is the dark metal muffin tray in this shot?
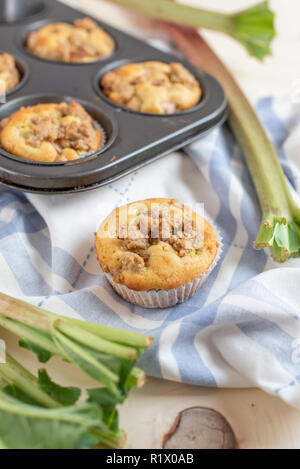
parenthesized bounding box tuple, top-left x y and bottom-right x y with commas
(0, 0, 227, 193)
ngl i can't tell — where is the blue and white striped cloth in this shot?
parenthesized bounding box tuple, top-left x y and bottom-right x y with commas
(1, 96, 300, 408)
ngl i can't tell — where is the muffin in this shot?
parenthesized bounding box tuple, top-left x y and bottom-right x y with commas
(95, 198, 221, 308)
(0, 101, 103, 163)
(101, 61, 201, 114)
(0, 53, 20, 93)
(26, 18, 114, 63)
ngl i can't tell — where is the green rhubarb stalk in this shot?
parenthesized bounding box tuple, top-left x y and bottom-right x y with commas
(0, 354, 60, 409)
(56, 322, 138, 361)
(126, 366, 146, 388)
(0, 306, 144, 392)
(0, 316, 58, 356)
(0, 291, 152, 349)
(0, 294, 52, 331)
(0, 315, 141, 388)
(52, 328, 119, 384)
(104, 0, 275, 60)
(162, 25, 300, 262)
(68, 318, 153, 349)
(0, 292, 151, 353)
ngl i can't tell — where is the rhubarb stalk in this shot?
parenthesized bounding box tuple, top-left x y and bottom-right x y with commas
(161, 24, 300, 262)
(104, 0, 275, 60)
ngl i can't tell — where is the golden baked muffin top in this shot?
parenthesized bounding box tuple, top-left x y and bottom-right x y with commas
(0, 101, 103, 163)
(26, 18, 114, 63)
(101, 61, 201, 114)
(95, 198, 218, 291)
(0, 53, 20, 93)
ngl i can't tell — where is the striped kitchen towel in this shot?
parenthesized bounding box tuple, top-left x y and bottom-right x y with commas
(1, 95, 300, 408)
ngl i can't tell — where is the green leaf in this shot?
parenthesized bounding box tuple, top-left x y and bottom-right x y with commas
(0, 392, 104, 449)
(88, 387, 119, 408)
(89, 350, 138, 399)
(87, 388, 119, 431)
(0, 353, 60, 409)
(19, 339, 53, 363)
(288, 224, 300, 253)
(256, 219, 300, 262)
(119, 354, 140, 394)
(37, 369, 81, 406)
(91, 350, 133, 389)
(233, 1, 275, 60)
(75, 433, 100, 449)
(272, 222, 300, 260)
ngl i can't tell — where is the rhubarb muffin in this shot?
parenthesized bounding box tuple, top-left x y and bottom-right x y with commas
(0, 53, 20, 93)
(101, 61, 201, 114)
(0, 101, 103, 162)
(26, 18, 114, 63)
(95, 198, 221, 308)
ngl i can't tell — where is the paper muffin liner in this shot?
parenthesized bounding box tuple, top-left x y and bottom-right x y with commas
(94, 120, 107, 151)
(105, 225, 223, 309)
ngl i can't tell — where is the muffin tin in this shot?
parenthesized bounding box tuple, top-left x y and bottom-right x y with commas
(0, 0, 227, 193)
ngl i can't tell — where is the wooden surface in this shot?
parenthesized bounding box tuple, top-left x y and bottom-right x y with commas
(2, 0, 300, 449)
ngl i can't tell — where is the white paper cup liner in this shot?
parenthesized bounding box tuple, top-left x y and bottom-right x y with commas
(105, 225, 223, 309)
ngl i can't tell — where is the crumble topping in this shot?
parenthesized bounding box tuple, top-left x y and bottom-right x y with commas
(117, 201, 204, 273)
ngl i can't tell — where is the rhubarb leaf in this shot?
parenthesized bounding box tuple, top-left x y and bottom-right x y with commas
(19, 339, 52, 363)
(233, 1, 275, 60)
(91, 349, 138, 396)
(87, 388, 119, 431)
(0, 392, 103, 449)
(37, 369, 81, 406)
(255, 218, 300, 262)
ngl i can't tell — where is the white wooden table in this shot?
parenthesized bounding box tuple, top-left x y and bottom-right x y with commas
(3, 0, 300, 449)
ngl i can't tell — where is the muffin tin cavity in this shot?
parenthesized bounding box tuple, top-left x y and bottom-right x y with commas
(0, 0, 46, 25)
(0, 94, 118, 165)
(21, 18, 116, 65)
(0, 0, 227, 193)
(0, 51, 29, 97)
(6, 55, 30, 96)
(95, 58, 205, 117)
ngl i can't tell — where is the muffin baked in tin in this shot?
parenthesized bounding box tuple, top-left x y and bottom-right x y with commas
(95, 198, 220, 307)
(26, 17, 114, 63)
(0, 53, 20, 93)
(0, 101, 104, 163)
(101, 61, 202, 114)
